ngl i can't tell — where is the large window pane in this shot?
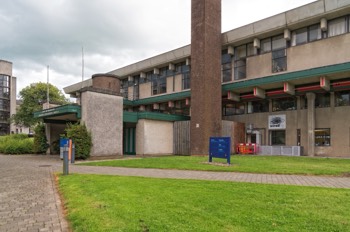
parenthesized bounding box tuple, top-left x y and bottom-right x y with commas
(222, 63, 232, 82)
(272, 49, 287, 73)
(247, 100, 269, 113)
(291, 27, 307, 46)
(315, 128, 330, 146)
(309, 24, 322, 42)
(271, 130, 285, 145)
(272, 35, 286, 50)
(261, 38, 271, 53)
(223, 103, 245, 116)
(315, 93, 330, 108)
(272, 97, 296, 111)
(328, 17, 346, 37)
(182, 73, 190, 90)
(234, 59, 246, 80)
(335, 90, 350, 106)
(235, 45, 247, 59)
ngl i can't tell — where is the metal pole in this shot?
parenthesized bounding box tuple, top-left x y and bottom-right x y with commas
(71, 143, 75, 164)
(63, 144, 69, 175)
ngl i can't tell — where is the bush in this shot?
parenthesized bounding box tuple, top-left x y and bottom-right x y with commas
(33, 124, 48, 154)
(0, 134, 34, 154)
(65, 123, 92, 159)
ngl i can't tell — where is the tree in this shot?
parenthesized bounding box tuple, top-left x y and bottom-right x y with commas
(12, 82, 69, 127)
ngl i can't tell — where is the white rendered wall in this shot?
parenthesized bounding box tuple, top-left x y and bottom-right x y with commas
(136, 119, 173, 155)
(81, 91, 123, 156)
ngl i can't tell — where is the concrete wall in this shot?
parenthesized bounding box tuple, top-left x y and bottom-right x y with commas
(139, 82, 151, 99)
(81, 91, 123, 156)
(46, 123, 66, 154)
(10, 76, 17, 133)
(0, 60, 12, 76)
(224, 101, 350, 157)
(136, 119, 173, 155)
(246, 34, 350, 80)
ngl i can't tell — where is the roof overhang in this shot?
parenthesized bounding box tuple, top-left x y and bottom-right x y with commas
(34, 104, 81, 124)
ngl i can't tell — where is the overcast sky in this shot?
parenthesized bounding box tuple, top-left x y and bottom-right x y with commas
(0, 0, 315, 98)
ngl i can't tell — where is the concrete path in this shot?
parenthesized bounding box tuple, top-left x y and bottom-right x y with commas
(1, 155, 350, 232)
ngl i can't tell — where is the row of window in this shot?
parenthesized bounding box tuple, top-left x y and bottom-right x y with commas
(122, 15, 350, 98)
(221, 15, 350, 83)
(270, 128, 330, 146)
(223, 91, 350, 116)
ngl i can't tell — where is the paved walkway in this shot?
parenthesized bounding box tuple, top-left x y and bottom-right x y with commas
(0, 155, 69, 232)
(1, 155, 350, 232)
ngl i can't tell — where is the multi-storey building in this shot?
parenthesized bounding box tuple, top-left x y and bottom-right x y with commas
(0, 60, 17, 135)
(60, 0, 350, 157)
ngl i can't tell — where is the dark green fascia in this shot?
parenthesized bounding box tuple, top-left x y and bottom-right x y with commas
(123, 99, 134, 106)
(123, 111, 190, 123)
(43, 119, 78, 124)
(123, 111, 139, 123)
(123, 90, 191, 107)
(34, 104, 81, 119)
(222, 62, 350, 92)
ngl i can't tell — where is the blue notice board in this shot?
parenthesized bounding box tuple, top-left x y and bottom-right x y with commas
(209, 137, 231, 164)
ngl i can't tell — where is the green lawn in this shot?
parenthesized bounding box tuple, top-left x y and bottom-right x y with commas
(79, 155, 350, 176)
(59, 174, 350, 232)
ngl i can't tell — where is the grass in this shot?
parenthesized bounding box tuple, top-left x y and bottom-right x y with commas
(79, 155, 350, 176)
(59, 174, 350, 232)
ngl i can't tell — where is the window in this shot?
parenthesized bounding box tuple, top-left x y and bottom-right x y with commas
(261, 38, 271, 53)
(272, 35, 287, 73)
(335, 90, 350, 106)
(133, 75, 139, 100)
(291, 24, 322, 46)
(308, 24, 322, 42)
(222, 103, 245, 116)
(247, 100, 269, 113)
(272, 97, 296, 111)
(291, 27, 308, 46)
(182, 72, 190, 90)
(222, 53, 232, 82)
(234, 45, 247, 80)
(315, 93, 330, 108)
(315, 128, 330, 146)
(121, 79, 129, 99)
(328, 17, 347, 37)
(300, 95, 308, 109)
(175, 62, 189, 74)
(271, 130, 285, 145)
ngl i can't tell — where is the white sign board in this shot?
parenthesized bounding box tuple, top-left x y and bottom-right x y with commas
(268, 115, 286, 129)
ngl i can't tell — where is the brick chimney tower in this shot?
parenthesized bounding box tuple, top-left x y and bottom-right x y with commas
(190, 0, 222, 155)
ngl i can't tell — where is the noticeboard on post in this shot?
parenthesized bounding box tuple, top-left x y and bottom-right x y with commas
(209, 137, 231, 164)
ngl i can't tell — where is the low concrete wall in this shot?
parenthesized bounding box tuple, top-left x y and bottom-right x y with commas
(81, 91, 123, 156)
(136, 119, 173, 155)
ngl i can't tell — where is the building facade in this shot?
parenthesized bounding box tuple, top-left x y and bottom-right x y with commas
(0, 60, 17, 135)
(63, 0, 350, 157)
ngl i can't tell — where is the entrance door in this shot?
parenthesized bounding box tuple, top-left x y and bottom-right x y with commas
(123, 127, 136, 155)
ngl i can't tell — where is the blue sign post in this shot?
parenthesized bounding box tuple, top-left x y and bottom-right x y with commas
(209, 137, 231, 164)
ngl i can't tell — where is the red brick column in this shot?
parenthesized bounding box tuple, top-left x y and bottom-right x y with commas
(190, 0, 222, 155)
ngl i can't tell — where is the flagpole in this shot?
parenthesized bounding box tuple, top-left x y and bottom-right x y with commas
(47, 65, 50, 107)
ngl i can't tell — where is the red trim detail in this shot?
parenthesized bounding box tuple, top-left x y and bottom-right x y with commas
(266, 90, 284, 96)
(296, 85, 321, 92)
(332, 81, 350, 87)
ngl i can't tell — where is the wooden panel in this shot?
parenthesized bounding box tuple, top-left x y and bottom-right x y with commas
(173, 121, 190, 155)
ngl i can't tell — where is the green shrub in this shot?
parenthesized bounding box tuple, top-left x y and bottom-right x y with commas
(33, 124, 48, 154)
(65, 123, 92, 159)
(0, 134, 34, 154)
